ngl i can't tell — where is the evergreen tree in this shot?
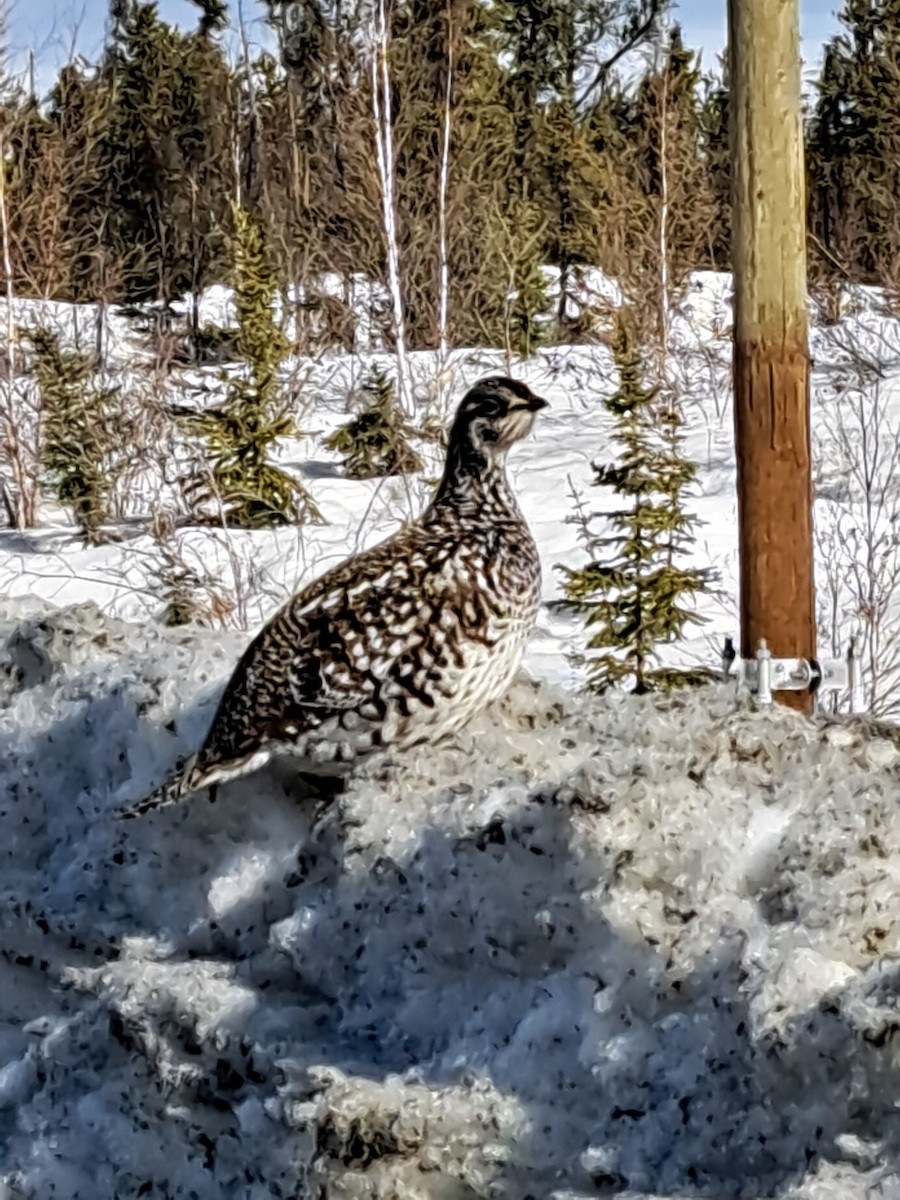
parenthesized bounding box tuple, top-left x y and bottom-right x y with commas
(497, 0, 596, 327)
(541, 81, 634, 333)
(0, 0, 740, 341)
(48, 65, 114, 309)
(325, 366, 422, 479)
(445, 0, 552, 352)
(808, 1, 900, 300)
(698, 67, 730, 270)
(310, 0, 554, 353)
(96, 0, 235, 307)
(181, 204, 320, 527)
(260, 0, 329, 294)
(561, 313, 714, 693)
(0, 92, 69, 300)
(494, 0, 666, 330)
(182, 0, 235, 344)
(618, 26, 714, 335)
(27, 328, 121, 542)
(151, 513, 233, 627)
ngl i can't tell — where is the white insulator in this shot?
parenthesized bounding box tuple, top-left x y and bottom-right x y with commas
(756, 639, 773, 705)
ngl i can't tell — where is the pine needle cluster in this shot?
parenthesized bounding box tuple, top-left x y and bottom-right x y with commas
(561, 313, 715, 694)
(325, 367, 423, 480)
(28, 328, 121, 544)
(181, 205, 320, 527)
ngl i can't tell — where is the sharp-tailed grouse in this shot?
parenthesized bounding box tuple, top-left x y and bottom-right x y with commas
(119, 376, 546, 818)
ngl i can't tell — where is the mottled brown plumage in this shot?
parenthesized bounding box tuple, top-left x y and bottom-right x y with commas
(119, 376, 546, 818)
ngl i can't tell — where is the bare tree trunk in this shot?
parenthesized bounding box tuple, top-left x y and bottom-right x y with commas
(284, 79, 305, 349)
(729, 0, 816, 713)
(657, 48, 670, 374)
(236, 0, 258, 209)
(0, 128, 35, 528)
(371, 0, 413, 418)
(436, 1, 453, 415)
(189, 175, 201, 359)
(95, 213, 111, 368)
(95, 296, 106, 367)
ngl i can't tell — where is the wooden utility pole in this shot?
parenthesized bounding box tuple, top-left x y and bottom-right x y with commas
(728, 0, 816, 714)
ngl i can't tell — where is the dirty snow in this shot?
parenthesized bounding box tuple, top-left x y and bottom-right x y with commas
(2, 603, 900, 1197)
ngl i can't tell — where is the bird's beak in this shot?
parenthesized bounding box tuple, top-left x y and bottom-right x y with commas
(525, 394, 548, 412)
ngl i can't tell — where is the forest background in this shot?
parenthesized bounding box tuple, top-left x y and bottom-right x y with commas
(1, 0, 893, 359)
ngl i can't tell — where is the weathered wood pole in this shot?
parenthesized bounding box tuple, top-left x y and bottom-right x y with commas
(728, 0, 816, 714)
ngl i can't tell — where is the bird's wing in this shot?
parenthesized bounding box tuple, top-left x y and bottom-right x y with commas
(117, 527, 465, 818)
(198, 527, 452, 759)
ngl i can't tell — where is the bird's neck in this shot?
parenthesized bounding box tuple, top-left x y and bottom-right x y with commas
(430, 442, 518, 521)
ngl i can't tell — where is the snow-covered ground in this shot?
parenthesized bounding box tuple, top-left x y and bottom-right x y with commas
(4, 603, 900, 1197)
(0, 272, 744, 689)
(4, 272, 900, 1196)
(5, 271, 900, 697)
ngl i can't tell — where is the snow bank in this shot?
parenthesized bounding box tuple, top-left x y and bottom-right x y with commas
(3, 602, 900, 1198)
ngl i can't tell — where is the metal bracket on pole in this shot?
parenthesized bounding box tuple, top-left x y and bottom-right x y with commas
(722, 635, 864, 713)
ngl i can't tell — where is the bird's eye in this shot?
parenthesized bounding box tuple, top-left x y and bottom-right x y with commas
(464, 391, 503, 419)
(482, 427, 499, 443)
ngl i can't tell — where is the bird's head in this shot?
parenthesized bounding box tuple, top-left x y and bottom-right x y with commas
(448, 376, 548, 464)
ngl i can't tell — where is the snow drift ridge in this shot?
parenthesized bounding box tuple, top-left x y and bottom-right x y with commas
(2, 601, 900, 1198)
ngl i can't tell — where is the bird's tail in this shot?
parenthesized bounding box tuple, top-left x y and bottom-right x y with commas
(115, 753, 210, 820)
(115, 744, 274, 819)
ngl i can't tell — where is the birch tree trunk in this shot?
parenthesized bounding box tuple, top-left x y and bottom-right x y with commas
(371, 0, 413, 418)
(436, 2, 453, 416)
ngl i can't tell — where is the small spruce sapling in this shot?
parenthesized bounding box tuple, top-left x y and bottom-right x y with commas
(561, 312, 714, 693)
(181, 205, 320, 527)
(151, 513, 235, 628)
(326, 366, 423, 479)
(28, 328, 121, 543)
